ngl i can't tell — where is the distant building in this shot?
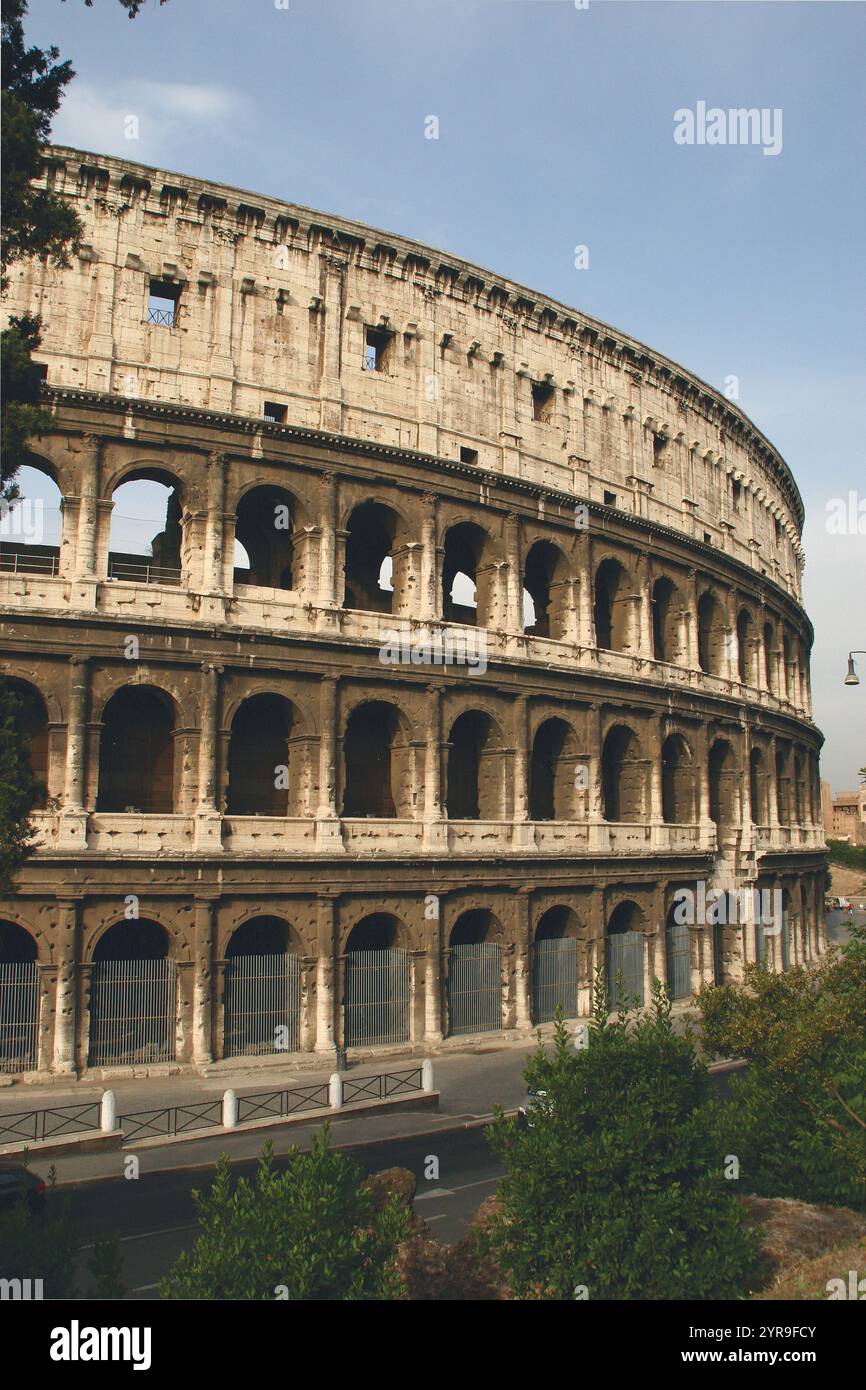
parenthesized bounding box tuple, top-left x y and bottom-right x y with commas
(822, 781, 866, 845)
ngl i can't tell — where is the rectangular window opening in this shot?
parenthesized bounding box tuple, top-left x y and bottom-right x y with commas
(652, 432, 669, 465)
(460, 446, 479, 465)
(603, 490, 617, 507)
(732, 480, 742, 511)
(148, 279, 180, 327)
(532, 380, 555, 423)
(263, 401, 287, 423)
(364, 327, 392, 372)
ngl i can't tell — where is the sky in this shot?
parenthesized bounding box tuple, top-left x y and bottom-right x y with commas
(17, 0, 866, 791)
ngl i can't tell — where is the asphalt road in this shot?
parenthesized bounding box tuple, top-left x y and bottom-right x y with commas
(67, 1122, 500, 1300)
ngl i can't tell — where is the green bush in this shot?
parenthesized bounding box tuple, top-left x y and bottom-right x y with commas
(484, 981, 764, 1300)
(826, 840, 866, 873)
(160, 1129, 410, 1301)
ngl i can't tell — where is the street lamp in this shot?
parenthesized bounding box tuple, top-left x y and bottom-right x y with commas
(844, 651, 866, 686)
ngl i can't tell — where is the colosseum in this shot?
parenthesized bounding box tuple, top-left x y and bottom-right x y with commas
(0, 147, 827, 1079)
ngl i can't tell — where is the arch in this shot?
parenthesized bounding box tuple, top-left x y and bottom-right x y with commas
(342, 500, 401, 613)
(224, 915, 301, 1057)
(749, 746, 768, 823)
(782, 634, 792, 700)
(665, 906, 691, 1001)
(225, 915, 295, 957)
(736, 607, 757, 684)
(601, 724, 644, 822)
(233, 485, 297, 591)
(342, 700, 412, 817)
(442, 521, 497, 627)
(697, 590, 726, 676)
(226, 693, 297, 816)
(793, 752, 806, 824)
(88, 919, 174, 1066)
(0, 461, 63, 576)
(534, 905, 580, 941)
(447, 909, 502, 1035)
(531, 906, 580, 1024)
(708, 739, 738, 829)
(594, 557, 631, 652)
(523, 540, 571, 640)
(661, 732, 695, 824)
(530, 717, 578, 820)
(96, 685, 176, 813)
(763, 620, 777, 694)
(0, 677, 49, 808)
(449, 908, 498, 946)
(446, 709, 505, 820)
(107, 469, 184, 584)
(606, 900, 645, 1008)
(651, 576, 681, 663)
(344, 913, 409, 1047)
(0, 920, 40, 1074)
(775, 742, 792, 824)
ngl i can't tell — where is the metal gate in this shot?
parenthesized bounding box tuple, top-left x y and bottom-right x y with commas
(754, 919, 766, 965)
(665, 919, 691, 1000)
(607, 930, 644, 1008)
(344, 948, 409, 1047)
(224, 953, 301, 1057)
(780, 916, 791, 971)
(712, 923, 725, 986)
(0, 961, 39, 1073)
(447, 942, 501, 1036)
(88, 958, 176, 1066)
(531, 938, 577, 1024)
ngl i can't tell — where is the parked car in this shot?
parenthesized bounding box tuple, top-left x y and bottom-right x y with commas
(0, 1164, 46, 1214)
(517, 1086, 549, 1129)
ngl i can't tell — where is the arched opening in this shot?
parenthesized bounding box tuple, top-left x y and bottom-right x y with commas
(233, 486, 296, 591)
(763, 622, 776, 694)
(601, 725, 644, 822)
(594, 558, 631, 652)
(443, 522, 495, 627)
(794, 754, 806, 824)
(523, 540, 570, 640)
(226, 694, 296, 816)
(108, 471, 183, 585)
(89, 919, 175, 1066)
(606, 901, 644, 1008)
(224, 916, 300, 1057)
(530, 717, 577, 820)
(0, 678, 49, 808)
(749, 747, 768, 824)
(651, 576, 680, 663)
(342, 701, 410, 818)
(0, 461, 63, 577)
(447, 910, 501, 1035)
(665, 906, 691, 1001)
(708, 739, 737, 829)
(736, 608, 756, 684)
(697, 591, 725, 676)
(343, 501, 398, 613)
(0, 921, 39, 1074)
(97, 686, 175, 813)
(531, 906, 579, 1023)
(446, 710, 504, 820)
(661, 733, 695, 824)
(775, 743, 791, 824)
(344, 913, 409, 1047)
(782, 635, 792, 700)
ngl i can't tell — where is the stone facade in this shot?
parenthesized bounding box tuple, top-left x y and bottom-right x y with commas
(0, 146, 827, 1078)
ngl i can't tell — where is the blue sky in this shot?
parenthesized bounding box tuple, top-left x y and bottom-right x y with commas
(22, 0, 866, 788)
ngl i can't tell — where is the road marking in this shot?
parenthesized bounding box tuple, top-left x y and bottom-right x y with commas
(416, 1174, 500, 1202)
(80, 1222, 199, 1249)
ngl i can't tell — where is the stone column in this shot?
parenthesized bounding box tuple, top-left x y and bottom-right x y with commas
(316, 676, 343, 849)
(686, 570, 701, 669)
(576, 533, 593, 647)
(58, 657, 89, 850)
(203, 450, 227, 593)
(587, 702, 606, 850)
(318, 472, 338, 605)
(192, 898, 215, 1067)
(637, 553, 654, 657)
(767, 735, 780, 831)
(315, 895, 337, 1056)
(424, 898, 443, 1042)
(648, 715, 664, 831)
(423, 683, 446, 848)
(52, 899, 78, 1074)
(74, 433, 101, 579)
(513, 889, 532, 1030)
(512, 694, 533, 847)
(420, 493, 439, 622)
(505, 512, 523, 632)
(195, 662, 223, 849)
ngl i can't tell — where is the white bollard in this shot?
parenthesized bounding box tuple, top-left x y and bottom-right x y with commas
(222, 1088, 238, 1129)
(329, 1072, 343, 1110)
(100, 1089, 117, 1134)
(421, 1059, 434, 1093)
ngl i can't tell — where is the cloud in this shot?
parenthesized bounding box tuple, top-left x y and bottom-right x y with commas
(51, 80, 248, 165)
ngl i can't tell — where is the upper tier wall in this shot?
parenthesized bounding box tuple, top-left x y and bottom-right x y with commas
(4, 146, 805, 602)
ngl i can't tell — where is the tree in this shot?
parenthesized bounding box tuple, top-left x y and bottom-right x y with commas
(160, 1131, 411, 1301)
(0, 677, 43, 892)
(0, 1165, 124, 1298)
(483, 982, 763, 1300)
(699, 928, 866, 1205)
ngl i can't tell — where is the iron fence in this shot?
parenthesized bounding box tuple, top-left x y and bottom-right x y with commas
(236, 1082, 329, 1125)
(0, 550, 60, 576)
(119, 1099, 223, 1143)
(531, 938, 578, 1024)
(224, 953, 300, 1058)
(344, 948, 409, 1048)
(665, 918, 691, 1000)
(107, 559, 182, 586)
(0, 961, 40, 1074)
(0, 1102, 100, 1146)
(342, 1067, 422, 1105)
(447, 942, 501, 1036)
(88, 958, 176, 1067)
(607, 929, 644, 1008)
